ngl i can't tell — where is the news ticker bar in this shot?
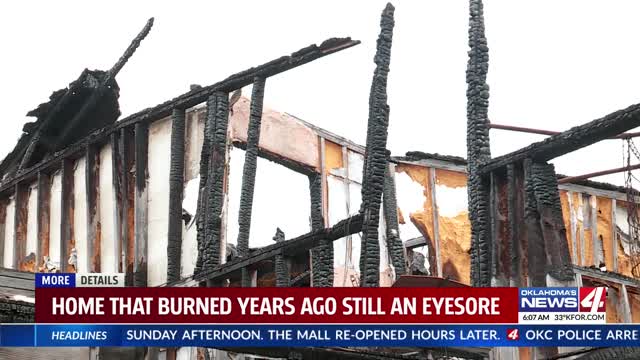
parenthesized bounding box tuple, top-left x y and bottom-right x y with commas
(1, 324, 639, 347)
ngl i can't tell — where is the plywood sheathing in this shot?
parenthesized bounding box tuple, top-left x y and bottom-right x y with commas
(630, 292, 640, 323)
(615, 200, 635, 278)
(395, 163, 437, 276)
(559, 191, 573, 263)
(435, 168, 471, 285)
(596, 197, 614, 270)
(229, 97, 319, 171)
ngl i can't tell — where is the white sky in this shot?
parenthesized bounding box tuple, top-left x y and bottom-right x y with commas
(2, 0, 640, 187)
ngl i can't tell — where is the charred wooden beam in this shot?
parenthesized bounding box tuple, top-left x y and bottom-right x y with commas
(523, 159, 546, 287)
(36, 172, 51, 273)
(359, 3, 395, 288)
(60, 159, 75, 273)
(529, 162, 574, 282)
(200, 92, 229, 281)
(194, 96, 217, 276)
(273, 228, 290, 287)
(480, 104, 640, 175)
(506, 164, 520, 286)
(134, 123, 149, 287)
(167, 109, 186, 283)
(110, 133, 124, 273)
(167, 213, 363, 287)
(85, 144, 101, 273)
(120, 127, 135, 285)
(309, 172, 332, 287)
(53, 18, 154, 149)
(0, 38, 359, 196)
(13, 183, 28, 270)
(383, 162, 405, 276)
(466, 0, 492, 287)
(237, 78, 266, 287)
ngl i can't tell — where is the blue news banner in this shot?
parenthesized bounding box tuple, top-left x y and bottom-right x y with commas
(2, 324, 640, 347)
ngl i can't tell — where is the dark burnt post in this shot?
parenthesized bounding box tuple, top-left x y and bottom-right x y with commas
(359, 3, 395, 288)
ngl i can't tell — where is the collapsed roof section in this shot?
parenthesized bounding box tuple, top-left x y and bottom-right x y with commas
(0, 18, 154, 180)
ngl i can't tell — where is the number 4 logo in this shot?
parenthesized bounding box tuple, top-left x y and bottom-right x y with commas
(579, 288, 606, 313)
(507, 328, 519, 340)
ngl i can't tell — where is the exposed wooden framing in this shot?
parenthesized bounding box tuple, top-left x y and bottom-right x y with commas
(567, 191, 578, 264)
(579, 194, 586, 266)
(523, 160, 546, 287)
(612, 198, 618, 272)
(237, 78, 266, 287)
(0, 38, 360, 197)
(309, 170, 332, 287)
(134, 122, 149, 287)
(383, 161, 405, 277)
(320, 138, 329, 227)
(480, 103, 640, 175)
(489, 172, 499, 285)
(36, 172, 51, 273)
(428, 167, 441, 277)
(167, 108, 186, 283)
(85, 144, 101, 273)
(166, 213, 362, 287)
(291, 115, 366, 155)
(591, 195, 599, 266)
(13, 183, 28, 270)
(200, 91, 229, 286)
(342, 145, 354, 273)
(120, 127, 135, 285)
(620, 284, 632, 323)
(0, 199, 7, 267)
(110, 133, 123, 273)
(506, 164, 520, 287)
(359, 4, 395, 288)
(573, 265, 640, 289)
(60, 158, 75, 272)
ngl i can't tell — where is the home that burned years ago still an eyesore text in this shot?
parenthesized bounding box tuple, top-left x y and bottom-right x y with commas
(2, 1, 640, 360)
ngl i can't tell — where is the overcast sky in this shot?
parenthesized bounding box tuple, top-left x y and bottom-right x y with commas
(2, 0, 640, 187)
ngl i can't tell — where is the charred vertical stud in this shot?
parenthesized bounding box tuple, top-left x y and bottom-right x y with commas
(273, 228, 290, 287)
(309, 172, 332, 287)
(359, 3, 395, 287)
(13, 183, 29, 270)
(383, 161, 405, 276)
(200, 92, 229, 281)
(466, 0, 492, 287)
(86, 144, 101, 273)
(195, 95, 217, 276)
(60, 158, 75, 272)
(237, 78, 266, 287)
(120, 127, 136, 285)
(167, 109, 186, 283)
(111, 133, 123, 273)
(134, 123, 149, 287)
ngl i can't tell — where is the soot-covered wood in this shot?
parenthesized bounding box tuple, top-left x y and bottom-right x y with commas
(466, 0, 492, 287)
(237, 78, 266, 287)
(309, 173, 332, 287)
(358, 3, 395, 288)
(167, 109, 186, 283)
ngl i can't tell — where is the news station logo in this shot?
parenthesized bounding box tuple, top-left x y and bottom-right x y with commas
(519, 287, 605, 313)
(518, 287, 606, 324)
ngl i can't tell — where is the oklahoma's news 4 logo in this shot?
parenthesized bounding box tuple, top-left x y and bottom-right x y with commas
(519, 287, 606, 312)
(579, 287, 606, 313)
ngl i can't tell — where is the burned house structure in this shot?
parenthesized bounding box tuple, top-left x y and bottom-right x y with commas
(1, 1, 640, 359)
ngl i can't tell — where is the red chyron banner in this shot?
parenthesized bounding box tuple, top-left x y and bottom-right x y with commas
(36, 287, 518, 323)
